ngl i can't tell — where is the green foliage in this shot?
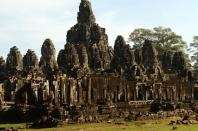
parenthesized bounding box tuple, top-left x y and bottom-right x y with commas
(128, 26, 187, 55)
(128, 28, 154, 48)
(188, 36, 198, 75)
(128, 26, 191, 67)
(153, 27, 186, 49)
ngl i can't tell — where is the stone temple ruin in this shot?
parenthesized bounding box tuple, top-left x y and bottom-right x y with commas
(0, 0, 198, 123)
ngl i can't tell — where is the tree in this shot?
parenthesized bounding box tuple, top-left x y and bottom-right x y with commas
(153, 26, 186, 55)
(128, 26, 187, 55)
(188, 36, 198, 75)
(128, 28, 154, 47)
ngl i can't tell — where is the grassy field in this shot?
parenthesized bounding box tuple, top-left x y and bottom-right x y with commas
(1, 118, 198, 131)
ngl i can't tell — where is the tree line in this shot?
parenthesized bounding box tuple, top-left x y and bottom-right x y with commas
(128, 26, 198, 75)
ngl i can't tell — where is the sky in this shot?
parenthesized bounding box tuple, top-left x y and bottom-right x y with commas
(0, 0, 198, 59)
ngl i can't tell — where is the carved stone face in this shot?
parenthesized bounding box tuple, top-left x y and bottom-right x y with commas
(40, 39, 58, 75)
(0, 57, 5, 66)
(6, 46, 23, 71)
(78, 0, 95, 24)
(80, 0, 92, 12)
(23, 49, 38, 70)
(41, 39, 55, 60)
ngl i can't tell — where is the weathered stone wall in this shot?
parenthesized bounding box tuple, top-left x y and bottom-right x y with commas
(0, 0, 194, 114)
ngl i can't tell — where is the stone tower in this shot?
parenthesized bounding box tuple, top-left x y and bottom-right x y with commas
(0, 57, 6, 73)
(6, 46, 23, 73)
(58, 0, 113, 76)
(112, 35, 135, 79)
(40, 39, 58, 75)
(23, 49, 39, 72)
(77, 0, 96, 25)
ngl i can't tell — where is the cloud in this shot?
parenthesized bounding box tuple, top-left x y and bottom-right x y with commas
(0, 0, 79, 11)
(0, 0, 81, 58)
(0, 0, 134, 59)
(3, 0, 196, 60)
(96, 9, 142, 47)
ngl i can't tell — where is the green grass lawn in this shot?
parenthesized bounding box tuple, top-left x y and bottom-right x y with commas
(1, 118, 198, 131)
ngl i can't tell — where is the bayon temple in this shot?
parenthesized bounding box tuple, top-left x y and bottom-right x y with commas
(0, 0, 198, 122)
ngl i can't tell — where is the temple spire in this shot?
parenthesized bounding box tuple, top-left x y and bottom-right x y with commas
(77, 0, 96, 25)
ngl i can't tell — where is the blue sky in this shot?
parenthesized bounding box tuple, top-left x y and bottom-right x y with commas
(0, 0, 198, 58)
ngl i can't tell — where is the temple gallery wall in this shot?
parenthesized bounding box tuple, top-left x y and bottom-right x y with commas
(0, 0, 198, 122)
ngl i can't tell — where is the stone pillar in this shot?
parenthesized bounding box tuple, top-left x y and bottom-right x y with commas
(104, 89, 107, 100)
(125, 83, 128, 102)
(65, 79, 69, 104)
(192, 84, 194, 100)
(136, 85, 139, 100)
(33, 84, 38, 102)
(133, 83, 137, 101)
(88, 77, 92, 104)
(11, 91, 15, 102)
(182, 84, 186, 101)
(143, 87, 146, 100)
(166, 87, 169, 100)
(114, 86, 118, 102)
(0, 83, 4, 105)
(78, 80, 83, 104)
(73, 80, 78, 104)
(53, 80, 59, 105)
(145, 89, 148, 100)
(59, 76, 67, 105)
(63, 83, 66, 104)
(159, 84, 162, 100)
(45, 80, 50, 96)
(70, 79, 74, 105)
(59, 77, 63, 105)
